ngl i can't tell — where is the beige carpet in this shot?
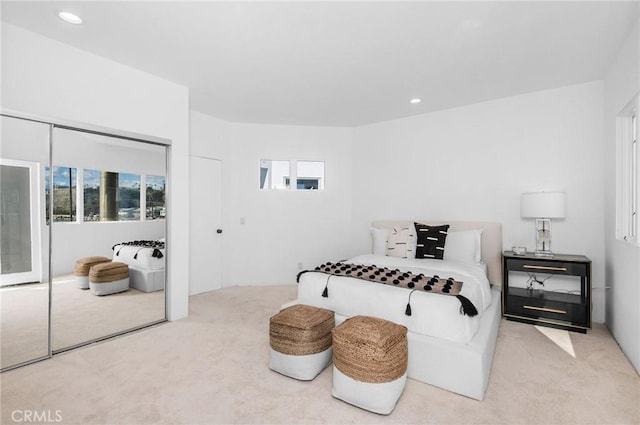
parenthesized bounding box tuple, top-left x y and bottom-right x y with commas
(1, 284, 638, 425)
(1, 276, 165, 369)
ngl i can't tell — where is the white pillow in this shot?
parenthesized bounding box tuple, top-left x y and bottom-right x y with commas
(443, 229, 483, 264)
(385, 226, 416, 258)
(370, 227, 389, 256)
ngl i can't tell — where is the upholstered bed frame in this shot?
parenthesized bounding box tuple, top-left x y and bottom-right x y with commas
(357, 220, 503, 400)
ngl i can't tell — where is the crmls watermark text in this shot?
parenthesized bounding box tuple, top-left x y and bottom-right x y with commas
(11, 410, 63, 423)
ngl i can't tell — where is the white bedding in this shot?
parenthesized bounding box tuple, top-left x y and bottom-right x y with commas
(112, 245, 165, 271)
(297, 254, 492, 344)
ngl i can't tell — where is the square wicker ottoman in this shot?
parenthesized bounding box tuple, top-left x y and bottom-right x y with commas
(89, 261, 130, 296)
(74, 256, 112, 289)
(269, 304, 335, 381)
(331, 315, 408, 415)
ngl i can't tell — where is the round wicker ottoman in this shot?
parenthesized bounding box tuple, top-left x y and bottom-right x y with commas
(269, 304, 335, 381)
(331, 315, 408, 415)
(89, 261, 130, 296)
(74, 256, 112, 289)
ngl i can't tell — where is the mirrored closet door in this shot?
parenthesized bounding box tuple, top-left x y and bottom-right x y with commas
(1, 115, 51, 370)
(1, 113, 168, 371)
(50, 128, 167, 352)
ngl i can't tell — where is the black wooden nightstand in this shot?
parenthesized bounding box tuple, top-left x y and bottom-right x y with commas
(502, 251, 592, 333)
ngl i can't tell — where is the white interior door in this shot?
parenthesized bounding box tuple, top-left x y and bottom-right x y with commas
(0, 159, 42, 286)
(189, 156, 223, 295)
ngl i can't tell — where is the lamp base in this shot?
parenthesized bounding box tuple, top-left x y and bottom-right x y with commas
(535, 218, 553, 255)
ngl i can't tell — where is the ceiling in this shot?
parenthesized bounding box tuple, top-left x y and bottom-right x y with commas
(1, 1, 638, 127)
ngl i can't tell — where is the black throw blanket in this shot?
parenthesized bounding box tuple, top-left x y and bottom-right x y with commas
(297, 262, 478, 317)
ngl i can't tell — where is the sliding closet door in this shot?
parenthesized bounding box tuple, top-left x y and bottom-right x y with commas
(50, 128, 167, 352)
(0, 115, 51, 370)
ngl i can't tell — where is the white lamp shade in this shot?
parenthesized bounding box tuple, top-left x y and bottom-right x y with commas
(521, 192, 566, 218)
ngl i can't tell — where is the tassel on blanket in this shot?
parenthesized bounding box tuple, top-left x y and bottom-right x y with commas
(321, 275, 331, 298)
(152, 248, 163, 259)
(456, 295, 478, 317)
(405, 289, 417, 316)
(134, 248, 144, 260)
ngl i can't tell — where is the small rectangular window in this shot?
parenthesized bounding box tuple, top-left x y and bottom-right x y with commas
(83, 169, 100, 221)
(296, 161, 325, 190)
(118, 173, 141, 221)
(259, 160, 290, 190)
(45, 166, 77, 223)
(146, 175, 166, 220)
(81, 170, 142, 222)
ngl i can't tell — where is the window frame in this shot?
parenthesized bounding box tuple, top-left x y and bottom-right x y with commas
(616, 93, 640, 246)
(259, 159, 325, 191)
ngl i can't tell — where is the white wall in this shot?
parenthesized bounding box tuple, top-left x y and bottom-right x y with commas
(603, 20, 640, 373)
(352, 82, 607, 322)
(190, 111, 354, 287)
(1, 23, 190, 320)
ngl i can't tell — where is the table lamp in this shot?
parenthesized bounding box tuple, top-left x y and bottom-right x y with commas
(521, 192, 566, 256)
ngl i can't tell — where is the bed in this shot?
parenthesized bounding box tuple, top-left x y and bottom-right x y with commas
(295, 221, 502, 400)
(111, 240, 165, 293)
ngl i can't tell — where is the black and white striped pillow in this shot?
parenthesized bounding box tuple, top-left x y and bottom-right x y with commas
(414, 223, 450, 260)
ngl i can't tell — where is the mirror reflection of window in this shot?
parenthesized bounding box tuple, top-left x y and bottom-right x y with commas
(117, 173, 141, 221)
(260, 160, 290, 190)
(83, 169, 100, 221)
(45, 166, 78, 223)
(296, 161, 325, 190)
(146, 175, 166, 220)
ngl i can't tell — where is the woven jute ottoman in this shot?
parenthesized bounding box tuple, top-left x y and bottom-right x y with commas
(74, 256, 112, 289)
(269, 304, 335, 380)
(89, 261, 130, 296)
(331, 316, 408, 415)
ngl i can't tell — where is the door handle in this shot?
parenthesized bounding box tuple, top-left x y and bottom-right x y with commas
(216, 229, 223, 234)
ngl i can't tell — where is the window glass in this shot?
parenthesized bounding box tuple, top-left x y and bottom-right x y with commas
(118, 173, 141, 221)
(296, 161, 325, 190)
(45, 166, 77, 222)
(260, 160, 290, 190)
(146, 175, 166, 220)
(616, 95, 640, 245)
(83, 169, 100, 221)
(84, 171, 141, 222)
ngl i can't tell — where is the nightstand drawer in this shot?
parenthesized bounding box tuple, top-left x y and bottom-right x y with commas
(506, 292, 587, 324)
(506, 258, 587, 275)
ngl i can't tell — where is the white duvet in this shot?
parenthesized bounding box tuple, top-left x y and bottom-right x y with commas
(112, 244, 165, 271)
(296, 254, 492, 344)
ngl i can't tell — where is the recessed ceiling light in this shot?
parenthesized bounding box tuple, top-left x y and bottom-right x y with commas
(58, 11, 83, 25)
(409, 98, 422, 104)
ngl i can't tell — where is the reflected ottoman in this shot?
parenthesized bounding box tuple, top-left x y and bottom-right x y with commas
(74, 256, 112, 289)
(269, 304, 335, 380)
(331, 316, 408, 415)
(89, 261, 130, 296)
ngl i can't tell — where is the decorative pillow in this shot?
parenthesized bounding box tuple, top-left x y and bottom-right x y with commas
(443, 229, 483, 264)
(386, 226, 416, 258)
(414, 223, 450, 260)
(370, 227, 390, 256)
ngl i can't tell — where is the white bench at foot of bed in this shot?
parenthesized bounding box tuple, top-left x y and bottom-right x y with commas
(334, 287, 501, 401)
(129, 267, 165, 293)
